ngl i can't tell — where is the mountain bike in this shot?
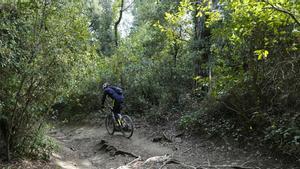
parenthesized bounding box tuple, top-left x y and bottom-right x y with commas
(104, 105, 134, 138)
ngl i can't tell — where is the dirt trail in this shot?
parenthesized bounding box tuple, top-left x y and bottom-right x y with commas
(49, 123, 173, 169)
(49, 119, 299, 169)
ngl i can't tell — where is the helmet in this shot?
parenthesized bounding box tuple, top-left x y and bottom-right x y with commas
(102, 82, 109, 89)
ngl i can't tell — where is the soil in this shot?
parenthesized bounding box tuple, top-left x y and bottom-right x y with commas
(46, 117, 299, 169)
(1, 116, 299, 169)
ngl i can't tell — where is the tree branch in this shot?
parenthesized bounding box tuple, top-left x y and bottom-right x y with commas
(122, 0, 135, 12)
(263, 0, 300, 26)
(114, 0, 125, 47)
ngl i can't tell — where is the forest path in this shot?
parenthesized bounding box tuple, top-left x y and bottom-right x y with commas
(49, 121, 172, 169)
(48, 119, 298, 169)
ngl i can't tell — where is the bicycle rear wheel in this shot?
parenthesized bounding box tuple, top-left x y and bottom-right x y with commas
(120, 115, 134, 138)
(105, 114, 115, 135)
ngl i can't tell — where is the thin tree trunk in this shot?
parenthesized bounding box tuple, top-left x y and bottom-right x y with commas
(6, 134, 10, 161)
(114, 0, 125, 47)
(193, 1, 200, 88)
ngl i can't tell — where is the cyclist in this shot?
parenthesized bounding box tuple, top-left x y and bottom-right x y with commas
(101, 82, 124, 124)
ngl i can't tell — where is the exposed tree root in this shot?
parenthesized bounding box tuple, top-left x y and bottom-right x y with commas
(175, 131, 184, 138)
(116, 154, 256, 169)
(159, 158, 197, 169)
(161, 159, 255, 169)
(98, 140, 138, 158)
(99, 138, 256, 169)
(117, 154, 171, 169)
(152, 131, 173, 143)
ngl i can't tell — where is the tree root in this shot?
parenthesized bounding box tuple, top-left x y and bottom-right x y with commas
(98, 140, 138, 158)
(116, 154, 256, 169)
(152, 131, 173, 143)
(161, 159, 255, 169)
(159, 159, 198, 169)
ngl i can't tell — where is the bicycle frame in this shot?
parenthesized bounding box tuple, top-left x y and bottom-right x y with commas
(102, 102, 134, 138)
(104, 103, 122, 126)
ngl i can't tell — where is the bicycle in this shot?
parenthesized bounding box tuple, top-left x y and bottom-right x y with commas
(103, 105, 134, 138)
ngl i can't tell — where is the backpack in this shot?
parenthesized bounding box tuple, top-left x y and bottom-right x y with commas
(111, 86, 123, 95)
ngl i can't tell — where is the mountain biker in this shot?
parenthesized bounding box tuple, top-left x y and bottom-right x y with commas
(101, 83, 124, 123)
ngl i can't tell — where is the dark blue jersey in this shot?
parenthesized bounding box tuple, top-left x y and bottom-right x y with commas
(101, 86, 124, 104)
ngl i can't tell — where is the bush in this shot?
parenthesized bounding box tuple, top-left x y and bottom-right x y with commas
(15, 124, 58, 160)
(180, 88, 300, 156)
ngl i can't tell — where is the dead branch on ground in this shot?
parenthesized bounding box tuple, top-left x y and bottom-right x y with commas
(116, 154, 256, 169)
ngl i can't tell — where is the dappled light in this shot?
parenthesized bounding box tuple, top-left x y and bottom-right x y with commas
(0, 0, 299, 168)
(55, 160, 79, 169)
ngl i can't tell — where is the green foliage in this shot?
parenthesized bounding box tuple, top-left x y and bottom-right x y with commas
(1, 0, 299, 160)
(175, 0, 299, 156)
(16, 124, 58, 160)
(254, 49, 269, 60)
(0, 1, 96, 159)
(85, 1, 299, 158)
(87, 0, 114, 55)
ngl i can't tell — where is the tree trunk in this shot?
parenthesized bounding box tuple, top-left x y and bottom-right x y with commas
(6, 134, 10, 161)
(0, 117, 10, 161)
(114, 0, 125, 47)
(192, 1, 211, 92)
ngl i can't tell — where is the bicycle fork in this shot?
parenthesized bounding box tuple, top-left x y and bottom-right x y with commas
(114, 114, 123, 127)
(118, 115, 125, 127)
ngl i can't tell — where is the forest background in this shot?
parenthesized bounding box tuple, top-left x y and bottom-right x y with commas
(0, 0, 299, 161)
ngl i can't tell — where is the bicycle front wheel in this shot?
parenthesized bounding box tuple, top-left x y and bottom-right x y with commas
(121, 115, 134, 138)
(105, 114, 115, 135)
